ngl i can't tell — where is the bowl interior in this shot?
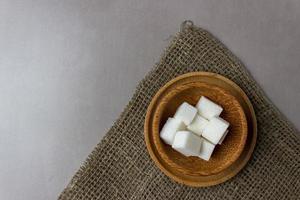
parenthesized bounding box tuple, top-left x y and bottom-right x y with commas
(152, 82, 247, 176)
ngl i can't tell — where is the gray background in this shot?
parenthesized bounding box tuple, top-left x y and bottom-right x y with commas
(0, 0, 299, 199)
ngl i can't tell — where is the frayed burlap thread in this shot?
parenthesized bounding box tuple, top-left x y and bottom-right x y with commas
(59, 22, 300, 200)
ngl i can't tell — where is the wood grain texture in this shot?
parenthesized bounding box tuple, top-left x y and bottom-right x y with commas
(144, 72, 257, 187)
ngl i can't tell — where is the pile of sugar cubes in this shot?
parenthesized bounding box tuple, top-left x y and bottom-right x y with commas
(160, 96, 230, 161)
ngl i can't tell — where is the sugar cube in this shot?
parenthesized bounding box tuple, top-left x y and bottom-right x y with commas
(172, 131, 202, 157)
(202, 116, 229, 144)
(198, 138, 215, 161)
(174, 102, 197, 125)
(160, 118, 186, 145)
(196, 96, 223, 120)
(218, 130, 229, 144)
(187, 115, 209, 136)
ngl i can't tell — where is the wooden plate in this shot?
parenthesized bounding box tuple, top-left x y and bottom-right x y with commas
(144, 72, 257, 187)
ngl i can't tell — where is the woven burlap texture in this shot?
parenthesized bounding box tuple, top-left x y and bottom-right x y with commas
(59, 22, 300, 199)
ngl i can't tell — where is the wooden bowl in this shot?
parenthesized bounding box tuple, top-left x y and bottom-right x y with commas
(144, 72, 257, 187)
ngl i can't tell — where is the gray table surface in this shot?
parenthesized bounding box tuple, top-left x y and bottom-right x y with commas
(1, 0, 299, 199)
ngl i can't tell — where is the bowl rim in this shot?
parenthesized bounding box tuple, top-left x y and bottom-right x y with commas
(144, 71, 257, 187)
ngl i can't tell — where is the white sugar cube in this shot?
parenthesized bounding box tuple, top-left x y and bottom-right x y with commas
(160, 118, 186, 145)
(187, 115, 209, 136)
(202, 116, 229, 144)
(198, 138, 215, 161)
(218, 130, 229, 144)
(174, 102, 197, 125)
(172, 131, 202, 157)
(196, 96, 223, 120)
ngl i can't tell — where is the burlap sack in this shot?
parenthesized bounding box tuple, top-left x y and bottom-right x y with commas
(59, 21, 300, 200)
